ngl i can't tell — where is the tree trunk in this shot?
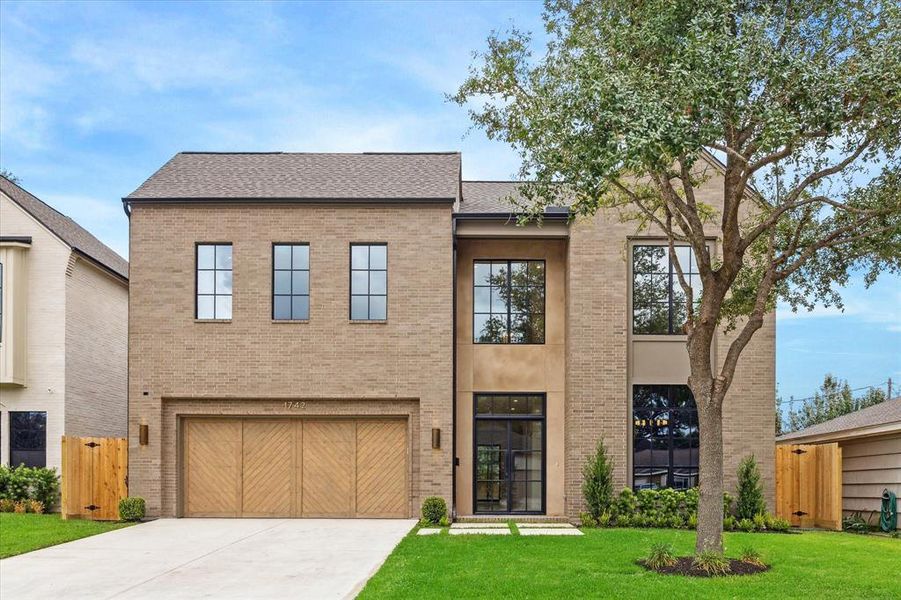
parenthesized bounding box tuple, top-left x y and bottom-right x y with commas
(695, 396, 725, 553)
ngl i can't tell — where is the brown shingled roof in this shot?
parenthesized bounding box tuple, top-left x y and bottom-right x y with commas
(459, 181, 570, 216)
(777, 397, 901, 442)
(125, 152, 461, 202)
(1, 176, 128, 280)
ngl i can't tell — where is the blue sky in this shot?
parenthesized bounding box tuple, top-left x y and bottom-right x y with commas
(1, 1, 898, 402)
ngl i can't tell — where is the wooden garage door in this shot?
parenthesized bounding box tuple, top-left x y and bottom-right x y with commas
(182, 418, 408, 518)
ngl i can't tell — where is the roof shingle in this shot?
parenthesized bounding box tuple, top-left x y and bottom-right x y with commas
(126, 152, 461, 201)
(1, 176, 128, 280)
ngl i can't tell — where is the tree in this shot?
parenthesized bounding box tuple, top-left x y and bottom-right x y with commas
(582, 437, 614, 519)
(735, 455, 766, 519)
(0, 168, 20, 184)
(786, 373, 888, 431)
(454, 0, 901, 553)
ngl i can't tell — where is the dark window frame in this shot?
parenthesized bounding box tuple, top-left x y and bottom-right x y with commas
(349, 243, 388, 321)
(9, 411, 47, 468)
(272, 243, 310, 321)
(632, 385, 699, 490)
(195, 242, 233, 320)
(473, 259, 546, 345)
(472, 392, 547, 515)
(632, 244, 701, 335)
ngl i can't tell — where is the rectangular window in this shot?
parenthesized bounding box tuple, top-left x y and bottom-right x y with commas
(473, 260, 545, 344)
(273, 244, 310, 320)
(350, 244, 387, 320)
(633, 385, 698, 490)
(10, 411, 47, 468)
(632, 245, 702, 335)
(474, 394, 545, 514)
(196, 244, 233, 320)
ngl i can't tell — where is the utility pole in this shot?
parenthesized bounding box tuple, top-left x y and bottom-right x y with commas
(888, 378, 893, 400)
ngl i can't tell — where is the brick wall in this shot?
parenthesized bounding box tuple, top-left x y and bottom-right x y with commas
(65, 256, 128, 438)
(128, 203, 453, 517)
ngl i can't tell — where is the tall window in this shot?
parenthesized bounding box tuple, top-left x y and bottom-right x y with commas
(196, 244, 233, 319)
(633, 385, 698, 490)
(273, 244, 310, 320)
(350, 244, 387, 320)
(473, 260, 545, 344)
(10, 411, 47, 468)
(632, 245, 702, 334)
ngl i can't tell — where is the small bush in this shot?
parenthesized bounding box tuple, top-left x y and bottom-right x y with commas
(736, 455, 767, 519)
(723, 516, 737, 531)
(842, 512, 871, 534)
(753, 513, 767, 531)
(740, 546, 765, 567)
(687, 514, 698, 529)
(579, 512, 597, 528)
(597, 511, 612, 527)
(582, 438, 614, 519)
(738, 518, 755, 532)
(692, 551, 730, 576)
(723, 491, 734, 517)
(0, 465, 60, 509)
(13, 501, 27, 514)
(0, 499, 15, 512)
(118, 497, 146, 522)
(767, 516, 791, 532)
(439, 516, 450, 527)
(420, 496, 447, 525)
(28, 499, 44, 514)
(644, 542, 677, 569)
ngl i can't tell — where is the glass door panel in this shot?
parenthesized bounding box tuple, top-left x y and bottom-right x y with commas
(475, 420, 508, 512)
(475, 414, 544, 514)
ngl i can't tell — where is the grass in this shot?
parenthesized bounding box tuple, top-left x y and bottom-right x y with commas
(359, 528, 901, 599)
(0, 513, 134, 559)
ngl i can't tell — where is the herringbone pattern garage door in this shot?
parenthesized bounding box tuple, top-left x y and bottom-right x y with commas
(182, 418, 408, 518)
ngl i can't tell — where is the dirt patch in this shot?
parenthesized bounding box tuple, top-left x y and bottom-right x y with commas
(638, 557, 770, 577)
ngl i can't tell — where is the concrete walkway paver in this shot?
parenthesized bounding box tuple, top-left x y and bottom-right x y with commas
(0, 518, 415, 600)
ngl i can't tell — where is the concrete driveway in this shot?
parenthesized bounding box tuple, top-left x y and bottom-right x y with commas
(0, 518, 415, 600)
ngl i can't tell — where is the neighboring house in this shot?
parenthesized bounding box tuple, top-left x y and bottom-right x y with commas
(777, 397, 901, 528)
(125, 151, 774, 520)
(0, 176, 129, 472)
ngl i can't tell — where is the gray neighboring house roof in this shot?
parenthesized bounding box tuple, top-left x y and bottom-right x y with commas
(125, 152, 461, 202)
(458, 180, 570, 217)
(1, 176, 128, 280)
(777, 397, 901, 443)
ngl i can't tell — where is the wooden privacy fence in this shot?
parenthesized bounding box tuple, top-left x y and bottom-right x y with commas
(775, 442, 842, 530)
(61, 436, 128, 521)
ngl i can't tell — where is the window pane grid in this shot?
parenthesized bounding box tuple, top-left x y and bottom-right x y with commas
(474, 260, 545, 344)
(633, 245, 701, 334)
(196, 244, 232, 319)
(632, 385, 699, 490)
(350, 244, 387, 321)
(272, 244, 310, 320)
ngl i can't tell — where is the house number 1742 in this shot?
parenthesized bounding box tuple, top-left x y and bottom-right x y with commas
(284, 401, 306, 410)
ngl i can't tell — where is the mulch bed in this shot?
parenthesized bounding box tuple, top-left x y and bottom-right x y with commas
(638, 557, 770, 577)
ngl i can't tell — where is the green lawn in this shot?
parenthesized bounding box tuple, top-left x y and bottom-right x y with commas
(359, 528, 901, 599)
(0, 513, 134, 559)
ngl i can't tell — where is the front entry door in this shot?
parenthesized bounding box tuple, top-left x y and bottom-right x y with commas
(474, 394, 545, 514)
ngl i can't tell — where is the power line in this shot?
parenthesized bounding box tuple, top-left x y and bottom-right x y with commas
(777, 380, 889, 406)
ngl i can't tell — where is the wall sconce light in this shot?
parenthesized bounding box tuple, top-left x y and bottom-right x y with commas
(139, 424, 149, 446)
(431, 428, 441, 450)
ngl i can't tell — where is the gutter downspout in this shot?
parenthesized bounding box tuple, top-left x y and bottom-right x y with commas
(451, 215, 458, 519)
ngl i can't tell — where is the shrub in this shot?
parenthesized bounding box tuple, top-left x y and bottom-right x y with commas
(842, 512, 871, 534)
(28, 500, 44, 514)
(740, 546, 765, 567)
(738, 518, 755, 532)
(118, 497, 146, 522)
(687, 514, 698, 529)
(13, 501, 27, 514)
(582, 438, 614, 519)
(439, 516, 450, 527)
(597, 511, 612, 527)
(723, 491, 734, 517)
(644, 542, 676, 569)
(753, 513, 768, 531)
(767, 516, 791, 532)
(420, 496, 447, 525)
(579, 512, 597, 528)
(692, 551, 730, 576)
(735, 455, 767, 519)
(0, 499, 15, 512)
(723, 516, 737, 531)
(0, 465, 60, 509)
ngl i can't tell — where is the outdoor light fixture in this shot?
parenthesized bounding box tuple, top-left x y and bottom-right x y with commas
(431, 428, 441, 449)
(139, 424, 149, 446)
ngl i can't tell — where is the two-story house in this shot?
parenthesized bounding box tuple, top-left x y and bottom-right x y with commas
(125, 152, 774, 520)
(0, 176, 129, 471)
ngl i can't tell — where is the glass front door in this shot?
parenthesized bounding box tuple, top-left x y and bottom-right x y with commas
(474, 394, 545, 514)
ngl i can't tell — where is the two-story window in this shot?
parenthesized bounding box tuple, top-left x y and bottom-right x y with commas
(350, 243, 387, 321)
(196, 244, 233, 320)
(272, 244, 310, 320)
(633, 385, 699, 490)
(632, 245, 702, 335)
(473, 260, 545, 344)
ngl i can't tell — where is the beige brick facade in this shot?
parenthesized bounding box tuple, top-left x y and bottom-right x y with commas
(127, 203, 454, 518)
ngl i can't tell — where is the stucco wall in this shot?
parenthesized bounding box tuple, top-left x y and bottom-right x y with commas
(64, 256, 128, 438)
(127, 203, 454, 518)
(0, 192, 69, 471)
